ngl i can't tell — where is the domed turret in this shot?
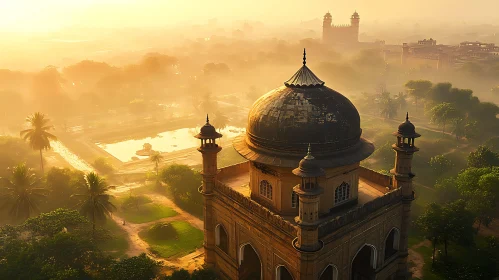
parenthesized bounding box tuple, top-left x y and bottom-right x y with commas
(234, 50, 374, 168)
(293, 144, 326, 179)
(393, 113, 421, 139)
(195, 115, 223, 140)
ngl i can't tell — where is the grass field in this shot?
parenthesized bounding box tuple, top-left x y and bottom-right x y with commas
(120, 202, 178, 224)
(139, 221, 203, 259)
(97, 220, 130, 258)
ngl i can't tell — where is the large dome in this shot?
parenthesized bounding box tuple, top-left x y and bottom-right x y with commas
(234, 50, 374, 168)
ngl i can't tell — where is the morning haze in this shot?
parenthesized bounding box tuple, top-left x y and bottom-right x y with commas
(0, 1, 498, 280)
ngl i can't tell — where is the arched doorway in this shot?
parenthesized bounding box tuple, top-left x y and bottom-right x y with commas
(351, 244, 377, 280)
(384, 228, 400, 261)
(215, 224, 229, 254)
(239, 243, 262, 280)
(319, 264, 339, 280)
(276, 265, 294, 280)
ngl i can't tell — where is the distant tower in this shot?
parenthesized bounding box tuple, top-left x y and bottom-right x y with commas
(401, 43, 410, 65)
(351, 11, 360, 43)
(195, 115, 223, 267)
(391, 113, 420, 279)
(292, 145, 325, 254)
(322, 12, 332, 43)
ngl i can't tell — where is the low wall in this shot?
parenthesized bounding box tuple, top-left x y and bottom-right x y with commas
(359, 166, 392, 189)
(214, 179, 297, 236)
(217, 161, 249, 180)
(318, 188, 402, 238)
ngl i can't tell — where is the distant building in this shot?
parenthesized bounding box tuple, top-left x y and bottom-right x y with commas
(322, 11, 360, 45)
(196, 50, 420, 280)
(383, 39, 499, 71)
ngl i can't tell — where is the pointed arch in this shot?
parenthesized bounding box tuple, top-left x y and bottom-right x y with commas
(384, 227, 400, 261)
(351, 244, 377, 280)
(215, 224, 229, 254)
(276, 265, 294, 280)
(239, 242, 262, 280)
(319, 264, 339, 280)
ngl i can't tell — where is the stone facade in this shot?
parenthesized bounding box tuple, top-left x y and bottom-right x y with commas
(322, 12, 360, 46)
(196, 56, 419, 280)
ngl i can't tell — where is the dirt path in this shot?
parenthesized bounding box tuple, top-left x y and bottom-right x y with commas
(108, 195, 205, 271)
(49, 140, 205, 271)
(408, 240, 431, 279)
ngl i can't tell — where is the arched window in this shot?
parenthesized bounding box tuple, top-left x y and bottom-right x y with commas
(291, 192, 298, 208)
(384, 228, 400, 260)
(215, 224, 229, 254)
(319, 264, 339, 280)
(259, 180, 272, 200)
(334, 182, 350, 204)
(276, 265, 294, 280)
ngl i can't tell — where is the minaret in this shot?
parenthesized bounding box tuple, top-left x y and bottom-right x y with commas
(390, 113, 420, 279)
(292, 144, 325, 252)
(195, 114, 223, 267)
(351, 11, 360, 43)
(323, 12, 332, 44)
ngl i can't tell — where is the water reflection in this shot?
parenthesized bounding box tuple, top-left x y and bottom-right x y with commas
(97, 126, 245, 162)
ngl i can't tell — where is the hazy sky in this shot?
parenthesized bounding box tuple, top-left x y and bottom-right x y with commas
(1, 0, 498, 32)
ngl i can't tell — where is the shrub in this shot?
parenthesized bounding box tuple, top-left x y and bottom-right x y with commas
(147, 222, 177, 240)
(93, 157, 115, 175)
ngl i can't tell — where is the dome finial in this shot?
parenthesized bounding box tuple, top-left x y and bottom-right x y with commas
(406, 112, 409, 121)
(206, 114, 209, 123)
(304, 143, 314, 159)
(303, 48, 306, 65)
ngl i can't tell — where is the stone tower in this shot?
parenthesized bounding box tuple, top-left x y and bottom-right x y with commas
(195, 114, 223, 267)
(196, 51, 419, 280)
(391, 113, 420, 279)
(351, 11, 360, 43)
(322, 12, 332, 43)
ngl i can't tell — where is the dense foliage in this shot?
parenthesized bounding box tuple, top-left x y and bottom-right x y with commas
(160, 164, 203, 217)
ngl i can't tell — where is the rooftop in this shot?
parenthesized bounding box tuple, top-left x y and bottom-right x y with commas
(217, 162, 387, 224)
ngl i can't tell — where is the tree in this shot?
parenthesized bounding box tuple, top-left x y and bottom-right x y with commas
(73, 172, 117, 236)
(456, 167, 499, 229)
(379, 92, 398, 119)
(104, 253, 160, 280)
(93, 157, 115, 175)
(161, 164, 202, 216)
(417, 203, 443, 266)
(0, 209, 113, 280)
(417, 200, 474, 264)
(213, 111, 229, 131)
(149, 151, 163, 178)
(429, 103, 461, 134)
(0, 163, 46, 221)
(429, 155, 453, 177)
(434, 178, 461, 204)
(467, 146, 499, 168)
(45, 167, 86, 209)
(394, 92, 407, 110)
(20, 112, 57, 173)
(405, 80, 432, 108)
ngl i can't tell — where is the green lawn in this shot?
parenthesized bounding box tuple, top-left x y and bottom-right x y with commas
(139, 221, 203, 259)
(97, 220, 129, 258)
(119, 202, 177, 224)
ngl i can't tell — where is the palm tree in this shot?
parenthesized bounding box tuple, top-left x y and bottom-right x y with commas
(149, 151, 163, 178)
(73, 172, 116, 236)
(0, 163, 46, 221)
(20, 112, 57, 173)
